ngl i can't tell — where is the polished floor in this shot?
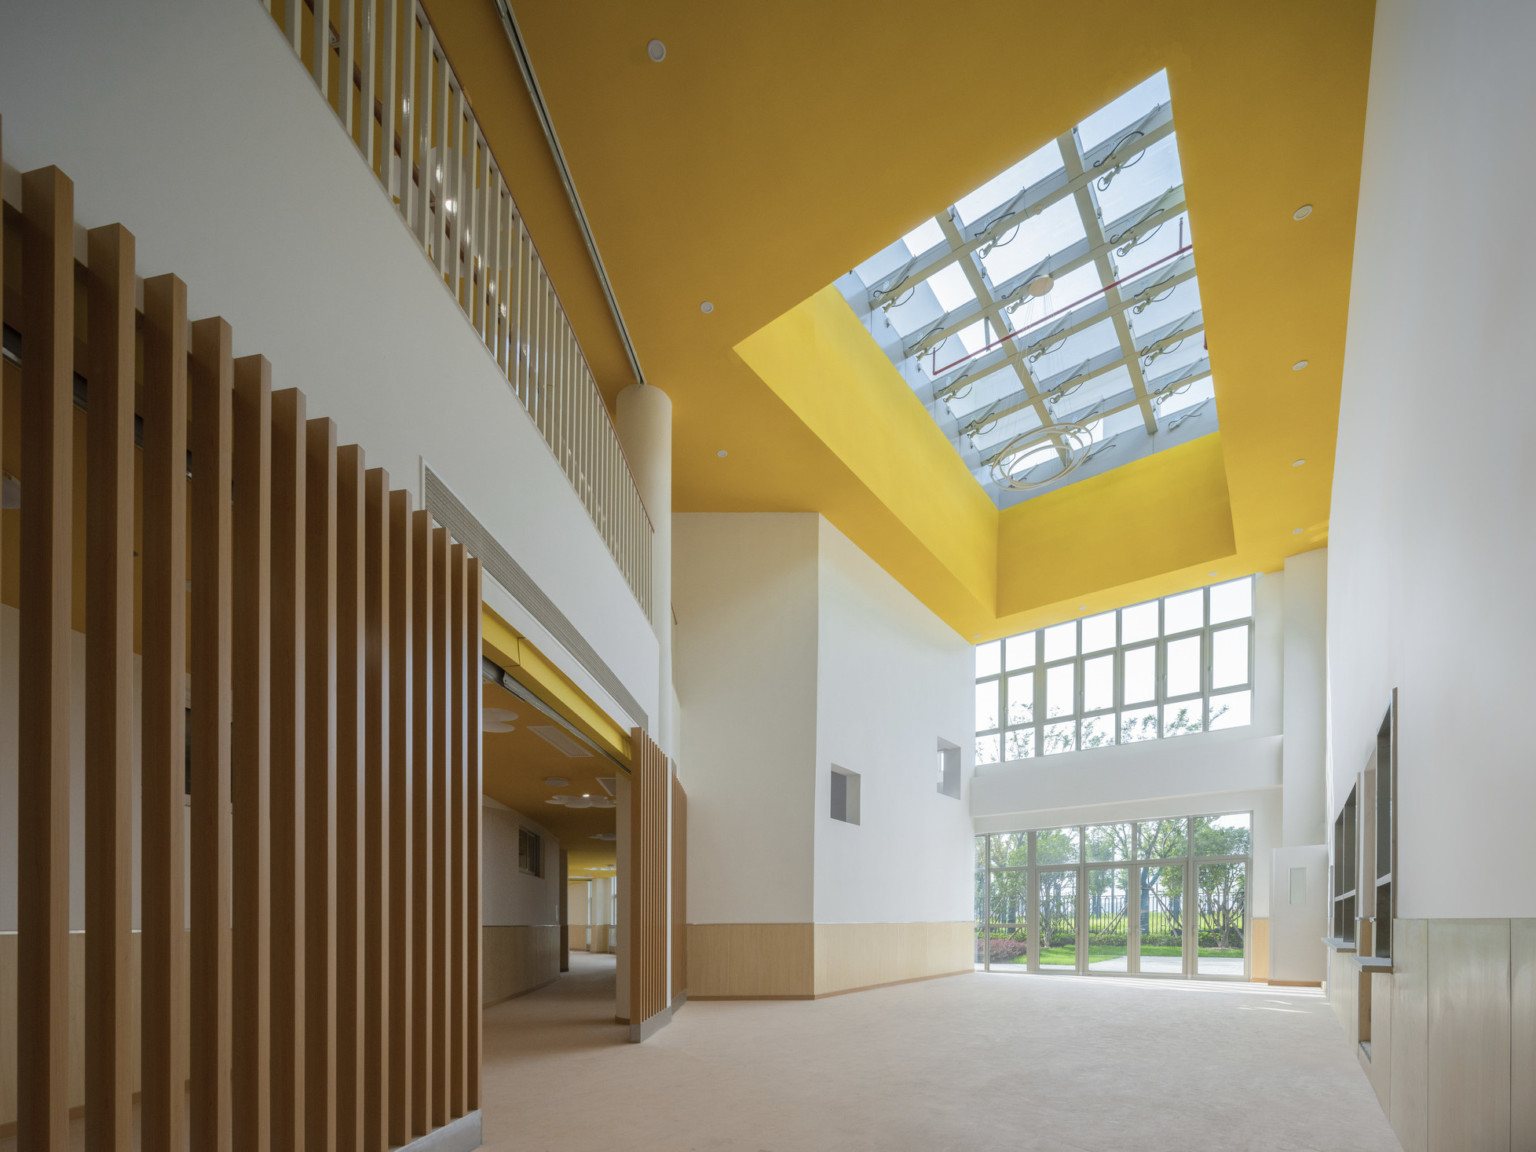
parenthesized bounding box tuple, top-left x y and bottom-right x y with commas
(481, 951, 1402, 1152)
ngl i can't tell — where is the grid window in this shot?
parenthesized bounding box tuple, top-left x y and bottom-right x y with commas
(975, 575, 1255, 760)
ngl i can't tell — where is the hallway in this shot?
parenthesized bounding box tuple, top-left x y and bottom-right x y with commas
(480, 955, 1400, 1152)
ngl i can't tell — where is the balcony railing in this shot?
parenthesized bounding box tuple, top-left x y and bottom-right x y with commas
(262, 0, 653, 619)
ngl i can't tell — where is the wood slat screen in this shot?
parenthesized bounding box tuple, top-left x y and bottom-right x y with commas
(671, 776, 688, 1004)
(628, 727, 670, 1033)
(4, 157, 484, 1150)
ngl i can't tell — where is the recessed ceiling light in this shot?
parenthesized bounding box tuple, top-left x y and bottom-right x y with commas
(1292, 360, 1309, 371)
(647, 39, 666, 62)
(1208, 571, 1218, 576)
(1292, 528, 1303, 534)
(1026, 274, 1055, 297)
(1293, 204, 1313, 221)
(1079, 605, 1087, 611)
(700, 301, 714, 314)
(1292, 458, 1306, 467)
(717, 449, 728, 458)
(542, 776, 569, 788)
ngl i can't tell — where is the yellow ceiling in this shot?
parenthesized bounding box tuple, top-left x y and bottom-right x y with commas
(424, 0, 1373, 638)
(482, 681, 617, 877)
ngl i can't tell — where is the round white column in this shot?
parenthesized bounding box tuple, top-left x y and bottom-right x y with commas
(615, 383, 674, 755)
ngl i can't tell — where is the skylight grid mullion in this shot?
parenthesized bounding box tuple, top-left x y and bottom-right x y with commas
(1060, 130, 1159, 434)
(936, 215, 1058, 441)
(931, 253, 1198, 404)
(967, 365, 1213, 455)
(865, 103, 1177, 309)
(904, 185, 1189, 360)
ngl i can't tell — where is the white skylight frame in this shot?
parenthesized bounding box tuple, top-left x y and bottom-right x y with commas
(837, 72, 1217, 507)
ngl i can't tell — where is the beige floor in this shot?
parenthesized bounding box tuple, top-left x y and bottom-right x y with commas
(481, 951, 1403, 1152)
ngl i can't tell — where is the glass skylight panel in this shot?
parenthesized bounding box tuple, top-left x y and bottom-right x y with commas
(977, 197, 1087, 286)
(846, 68, 1214, 506)
(924, 261, 977, 312)
(1076, 72, 1170, 154)
(902, 216, 945, 256)
(1125, 276, 1201, 339)
(1156, 376, 1214, 418)
(1091, 134, 1184, 226)
(953, 140, 1065, 227)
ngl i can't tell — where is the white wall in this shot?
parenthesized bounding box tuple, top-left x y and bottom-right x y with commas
(480, 799, 560, 928)
(813, 519, 974, 925)
(1282, 550, 1328, 847)
(1329, 0, 1536, 920)
(0, 0, 658, 731)
(674, 514, 819, 924)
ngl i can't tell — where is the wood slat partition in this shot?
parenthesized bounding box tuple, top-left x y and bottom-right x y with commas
(389, 491, 416, 1147)
(671, 776, 688, 1004)
(429, 526, 451, 1127)
(5, 146, 487, 1152)
(270, 388, 308, 1152)
(306, 418, 340, 1152)
(409, 509, 434, 1137)
(448, 543, 467, 1119)
(363, 468, 391, 1152)
(18, 164, 74, 1152)
(335, 444, 367, 1152)
(140, 271, 189, 1152)
(232, 355, 273, 1152)
(628, 727, 670, 1036)
(467, 557, 483, 1111)
(190, 316, 236, 1152)
(84, 222, 135, 1152)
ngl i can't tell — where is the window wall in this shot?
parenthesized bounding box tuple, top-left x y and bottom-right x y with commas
(975, 576, 1254, 765)
(976, 812, 1251, 978)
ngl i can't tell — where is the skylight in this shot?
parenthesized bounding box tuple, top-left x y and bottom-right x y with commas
(837, 71, 1217, 508)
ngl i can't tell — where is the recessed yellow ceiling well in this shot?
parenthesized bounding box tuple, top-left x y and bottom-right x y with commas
(423, 0, 1373, 639)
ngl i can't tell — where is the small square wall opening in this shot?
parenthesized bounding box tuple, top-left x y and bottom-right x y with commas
(937, 739, 961, 798)
(830, 765, 861, 825)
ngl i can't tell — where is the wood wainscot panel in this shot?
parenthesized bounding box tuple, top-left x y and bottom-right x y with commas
(686, 925, 814, 999)
(813, 923, 973, 997)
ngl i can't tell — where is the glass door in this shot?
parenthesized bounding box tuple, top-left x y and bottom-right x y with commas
(1196, 860, 1248, 976)
(1137, 863, 1186, 974)
(1086, 867, 1130, 972)
(1038, 869, 1078, 971)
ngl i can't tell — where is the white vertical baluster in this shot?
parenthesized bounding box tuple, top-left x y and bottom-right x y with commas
(433, 49, 449, 274)
(313, 0, 331, 101)
(286, 0, 302, 52)
(361, 0, 378, 171)
(338, 0, 355, 136)
(415, 16, 434, 248)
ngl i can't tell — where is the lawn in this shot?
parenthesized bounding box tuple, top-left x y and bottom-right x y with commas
(1018, 944, 1244, 965)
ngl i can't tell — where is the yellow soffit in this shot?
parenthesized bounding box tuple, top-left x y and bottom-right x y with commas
(481, 605, 633, 769)
(436, 0, 1372, 642)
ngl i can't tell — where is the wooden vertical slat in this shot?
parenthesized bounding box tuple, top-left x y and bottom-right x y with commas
(232, 355, 273, 1152)
(270, 388, 308, 1152)
(430, 526, 451, 1127)
(306, 417, 339, 1152)
(335, 444, 367, 1152)
(467, 559, 482, 1111)
(409, 509, 435, 1136)
(84, 222, 135, 1152)
(363, 469, 392, 1152)
(389, 491, 415, 1145)
(558, 852, 569, 976)
(671, 776, 687, 1002)
(140, 271, 189, 1152)
(628, 727, 669, 1033)
(190, 316, 236, 1152)
(18, 164, 73, 1152)
(448, 543, 467, 1118)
